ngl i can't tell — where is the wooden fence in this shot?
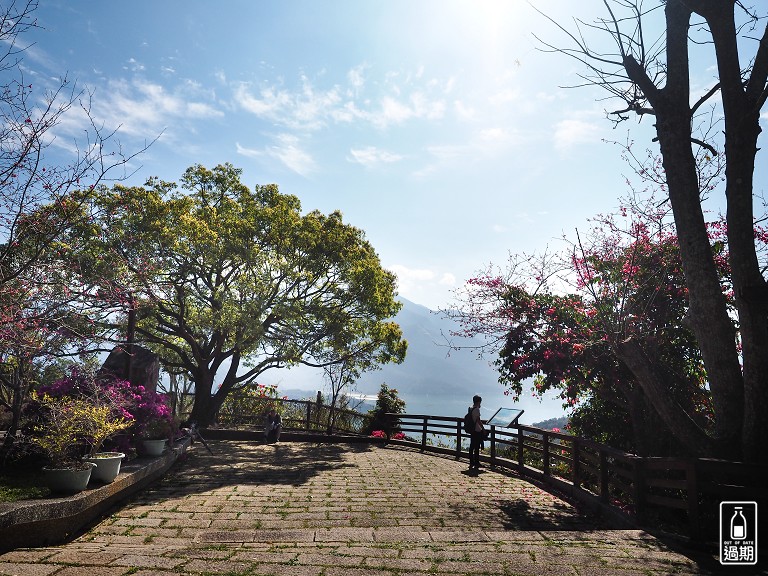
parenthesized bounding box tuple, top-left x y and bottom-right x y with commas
(386, 413, 766, 541)
(214, 396, 374, 436)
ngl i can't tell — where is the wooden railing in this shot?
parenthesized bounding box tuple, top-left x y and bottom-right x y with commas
(214, 397, 374, 436)
(386, 413, 765, 541)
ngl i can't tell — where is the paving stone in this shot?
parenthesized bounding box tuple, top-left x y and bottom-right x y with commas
(0, 563, 60, 576)
(111, 554, 185, 570)
(0, 550, 56, 563)
(250, 529, 316, 542)
(196, 529, 256, 543)
(314, 527, 375, 542)
(0, 441, 724, 576)
(428, 529, 489, 542)
(372, 527, 431, 542)
(43, 549, 123, 565)
(53, 567, 131, 576)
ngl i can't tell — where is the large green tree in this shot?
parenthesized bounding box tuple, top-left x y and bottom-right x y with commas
(536, 1, 768, 462)
(84, 163, 406, 426)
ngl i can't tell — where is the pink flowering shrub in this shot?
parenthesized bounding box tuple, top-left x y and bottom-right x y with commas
(370, 430, 406, 440)
(35, 367, 174, 450)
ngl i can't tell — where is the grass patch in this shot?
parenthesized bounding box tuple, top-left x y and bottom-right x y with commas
(0, 471, 48, 502)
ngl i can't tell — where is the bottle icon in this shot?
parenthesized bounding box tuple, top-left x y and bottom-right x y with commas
(730, 507, 747, 540)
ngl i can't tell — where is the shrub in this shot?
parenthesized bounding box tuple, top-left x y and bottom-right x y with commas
(33, 367, 173, 452)
(28, 393, 131, 467)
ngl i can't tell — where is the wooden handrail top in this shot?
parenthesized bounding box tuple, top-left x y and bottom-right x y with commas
(385, 413, 462, 422)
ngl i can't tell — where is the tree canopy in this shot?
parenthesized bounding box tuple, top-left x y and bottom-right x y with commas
(79, 163, 406, 425)
(448, 195, 725, 456)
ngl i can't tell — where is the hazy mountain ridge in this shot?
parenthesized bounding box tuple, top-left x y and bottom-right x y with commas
(263, 298, 566, 425)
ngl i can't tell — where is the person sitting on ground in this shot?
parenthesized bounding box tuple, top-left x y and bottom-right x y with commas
(264, 408, 282, 442)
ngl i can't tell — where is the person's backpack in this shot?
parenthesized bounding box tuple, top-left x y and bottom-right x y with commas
(463, 407, 474, 433)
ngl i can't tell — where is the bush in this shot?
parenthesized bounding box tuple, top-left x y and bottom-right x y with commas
(366, 383, 406, 435)
(31, 367, 173, 454)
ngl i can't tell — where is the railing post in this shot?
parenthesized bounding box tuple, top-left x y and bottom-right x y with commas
(632, 455, 646, 525)
(456, 419, 462, 460)
(421, 416, 428, 451)
(490, 425, 496, 467)
(599, 449, 609, 503)
(543, 431, 550, 477)
(572, 438, 581, 489)
(686, 459, 701, 541)
(517, 426, 524, 470)
(305, 402, 312, 431)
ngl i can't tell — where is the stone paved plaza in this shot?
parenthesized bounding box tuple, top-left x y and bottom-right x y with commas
(0, 441, 743, 575)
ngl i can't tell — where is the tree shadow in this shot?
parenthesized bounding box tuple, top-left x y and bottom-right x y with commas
(128, 440, 371, 503)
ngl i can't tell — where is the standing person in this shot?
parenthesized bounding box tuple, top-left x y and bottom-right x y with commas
(468, 395, 484, 471)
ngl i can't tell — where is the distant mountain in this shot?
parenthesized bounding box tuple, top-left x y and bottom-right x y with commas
(279, 388, 375, 414)
(261, 298, 567, 425)
(532, 416, 570, 431)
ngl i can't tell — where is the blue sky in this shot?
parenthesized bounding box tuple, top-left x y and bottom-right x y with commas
(19, 0, 721, 311)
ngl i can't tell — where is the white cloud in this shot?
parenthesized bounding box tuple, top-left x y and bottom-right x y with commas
(439, 273, 456, 286)
(235, 83, 290, 117)
(389, 264, 435, 282)
(387, 264, 456, 309)
(414, 128, 518, 178)
(50, 78, 224, 146)
(347, 64, 368, 92)
(235, 142, 262, 159)
(488, 87, 521, 106)
(186, 101, 224, 118)
(125, 57, 144, 72)
(268, 133, 316, 176)
(478, 127, 509, 144)
(234, 81, 343, 131)
(236, 134, 316, 176)
(234, 73, 448, 132)
(553, 118, 602, 150)
(454, 100, 476, 121)
(348, 146, 403, 168)
(378, 96, 414, 126)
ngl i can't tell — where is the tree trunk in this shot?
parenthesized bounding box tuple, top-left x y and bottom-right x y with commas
(189, 369, 216, 427)
(705, 4, 768, 464)
(623, 1, 745, 454)
(627, 386, 648, 456)
(617, 337, 715, 456)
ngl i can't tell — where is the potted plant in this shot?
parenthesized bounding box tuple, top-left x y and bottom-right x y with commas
(138, 417, 174, 457)
(81, 405, 133, 483)
(28, 393, 99, 493)
(33, 369, 136, 483)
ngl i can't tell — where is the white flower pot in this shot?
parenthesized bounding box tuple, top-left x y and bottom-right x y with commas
(142, 439, 167, 457)
(83, 452, 125, 483)
(42, 462, 96, 494)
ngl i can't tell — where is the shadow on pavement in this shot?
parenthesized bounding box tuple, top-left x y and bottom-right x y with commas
(134, 440, 371, 501)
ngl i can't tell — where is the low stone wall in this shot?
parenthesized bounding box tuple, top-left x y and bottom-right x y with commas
(0, 437, 190, 550)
